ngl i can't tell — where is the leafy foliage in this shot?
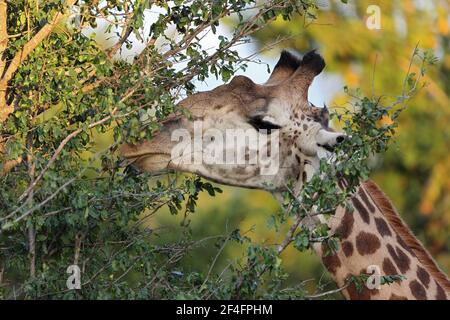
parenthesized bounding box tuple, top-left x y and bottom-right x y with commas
(0, 0, 438, 300)
(0, 0, 322, 299)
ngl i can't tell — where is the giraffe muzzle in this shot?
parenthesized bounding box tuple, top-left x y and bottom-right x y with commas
(315, 129, 347, 152)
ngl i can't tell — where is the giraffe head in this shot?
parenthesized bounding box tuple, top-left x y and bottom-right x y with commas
(119, 50, 346, 192)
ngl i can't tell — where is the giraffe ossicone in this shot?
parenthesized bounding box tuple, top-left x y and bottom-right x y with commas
(119, 50, 450, 300)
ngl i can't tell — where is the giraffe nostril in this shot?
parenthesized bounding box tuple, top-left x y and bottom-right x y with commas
(336, 136, 345, 143)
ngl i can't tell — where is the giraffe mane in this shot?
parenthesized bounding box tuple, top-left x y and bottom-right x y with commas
(363, 180, 450, 293)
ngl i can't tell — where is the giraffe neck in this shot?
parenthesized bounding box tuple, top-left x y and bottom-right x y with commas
(305, 180, 450, 300)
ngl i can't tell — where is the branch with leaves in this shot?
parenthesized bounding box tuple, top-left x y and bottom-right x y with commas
(0, 0, 324, 300)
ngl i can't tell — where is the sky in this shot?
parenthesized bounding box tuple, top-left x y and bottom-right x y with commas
(86, 4, 343, 107)
(188, 23, 343, 107)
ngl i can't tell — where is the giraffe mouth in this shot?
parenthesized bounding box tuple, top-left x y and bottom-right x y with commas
(315, 131, 346, 154)
(317, 143, 335, 152)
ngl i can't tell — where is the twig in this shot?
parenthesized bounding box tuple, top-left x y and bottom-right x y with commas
(16, 107, 119, 204)
(26, 133, 36, 278)
(277, 214, 302, 254)
(74, 233, 83, 266)
(106, 18, 134, 58)
(1, 176, 76, 232)
(201, 231, 232, 288)
(28, 224, 36, 278)
(304, 281, 350, 299)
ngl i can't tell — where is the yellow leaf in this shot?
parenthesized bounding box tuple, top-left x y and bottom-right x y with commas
(437, 16, 449, 35)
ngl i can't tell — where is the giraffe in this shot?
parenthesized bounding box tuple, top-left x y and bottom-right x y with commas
(119, 50, 450, 300)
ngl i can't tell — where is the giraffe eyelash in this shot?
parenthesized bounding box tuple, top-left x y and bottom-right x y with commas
(247, 116, 282, 134)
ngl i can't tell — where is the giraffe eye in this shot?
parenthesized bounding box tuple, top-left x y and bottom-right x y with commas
(247, 115, 281, 134)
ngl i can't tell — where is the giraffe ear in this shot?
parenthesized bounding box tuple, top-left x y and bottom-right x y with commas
(290, 50, 325, 100)
(265, 50, 302, 85)
(299, 50, 325, 77)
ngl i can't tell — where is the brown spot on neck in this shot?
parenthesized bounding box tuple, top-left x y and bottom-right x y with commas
(382, 257, 398, 276)
(374, 217, 392, 237)
(386, 244, 411, 274)
(321, 244, 342, 274)
(417, 266, 431, 288)
(355, 231, 381, 256)
(435, 283, 447, 300)
(409, 280, 427, 300)
(335, 208, 354, 240)
(351, 196, 371, 224)
(341, 241, 354, 257)
(358, 187, 375, 213)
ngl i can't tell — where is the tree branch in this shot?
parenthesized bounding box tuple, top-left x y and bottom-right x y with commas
(26, 134, 36, 278)
(74, 233, 82, 266)
(17, 107, 119, 203)
(0, 0, 77, 123)
(304, 281, 350, 299)
(106, 18, 134, 59)
(0, 0, 7, 77)
(1, 84, 138, 223)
